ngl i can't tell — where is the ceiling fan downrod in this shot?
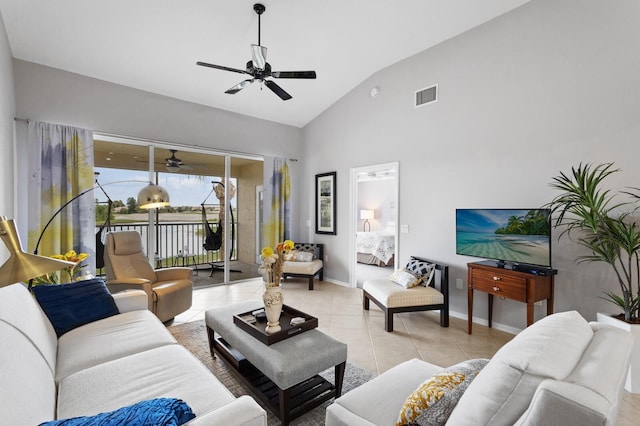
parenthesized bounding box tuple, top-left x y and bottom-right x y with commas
(254, 3, 265, 46)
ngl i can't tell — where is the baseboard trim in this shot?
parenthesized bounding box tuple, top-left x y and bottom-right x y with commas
(321, 278, 350, 288)
(448, 309, 521, 335)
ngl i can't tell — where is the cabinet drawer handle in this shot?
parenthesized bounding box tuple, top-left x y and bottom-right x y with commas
(492, 286, 501, 292)
(492, 276, 501, 281)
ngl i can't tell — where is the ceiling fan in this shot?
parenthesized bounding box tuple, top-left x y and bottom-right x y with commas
(165, 149, 189, 172)
(196, 3, 316, 101)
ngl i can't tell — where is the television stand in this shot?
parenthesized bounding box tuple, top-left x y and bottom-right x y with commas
(467, 261, 558, 334)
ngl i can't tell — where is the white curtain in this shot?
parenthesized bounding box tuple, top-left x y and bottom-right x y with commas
(26, 121, 95, 271)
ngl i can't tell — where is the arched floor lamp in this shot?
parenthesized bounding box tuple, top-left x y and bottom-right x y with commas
(0, 179, 170, 288)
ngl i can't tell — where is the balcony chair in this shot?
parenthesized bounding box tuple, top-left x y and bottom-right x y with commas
(104, 230, 193, 322)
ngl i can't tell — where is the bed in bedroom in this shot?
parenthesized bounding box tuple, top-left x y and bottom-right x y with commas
(356, 230, 395, 266)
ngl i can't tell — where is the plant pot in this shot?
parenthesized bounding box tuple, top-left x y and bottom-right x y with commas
(263, 285, 283, 334)
(597, 312, 640, 394)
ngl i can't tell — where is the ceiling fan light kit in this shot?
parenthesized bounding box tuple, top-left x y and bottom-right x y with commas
(196, 3, 316, 101)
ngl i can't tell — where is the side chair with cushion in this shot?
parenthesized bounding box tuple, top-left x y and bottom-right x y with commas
(282, 243, 324, 290)
(363, 256, 449, 332)
(104, 230, 193, 322)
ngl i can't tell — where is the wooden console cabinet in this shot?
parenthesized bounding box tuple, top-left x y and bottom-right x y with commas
(467, 261, 557, 334)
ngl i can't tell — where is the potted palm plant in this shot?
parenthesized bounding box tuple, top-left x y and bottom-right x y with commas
(548, 162, 640, 393)
(548, 162, 640, 322)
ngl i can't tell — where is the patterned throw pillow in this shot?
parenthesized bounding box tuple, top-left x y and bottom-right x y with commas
(396, 359, 489, 426)
(390, 268, 422, 288)
(405, 257, 436, 286)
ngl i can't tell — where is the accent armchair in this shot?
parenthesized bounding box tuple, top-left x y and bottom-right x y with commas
(363, 256, 449, 332)
(104, 231, 193, 322)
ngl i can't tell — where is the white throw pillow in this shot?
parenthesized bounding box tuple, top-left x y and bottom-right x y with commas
(390, 268, 422, 288)
(294, 251, 314, 262)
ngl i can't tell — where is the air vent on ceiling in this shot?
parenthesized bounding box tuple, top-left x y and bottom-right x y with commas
(415, 84, 438, 108)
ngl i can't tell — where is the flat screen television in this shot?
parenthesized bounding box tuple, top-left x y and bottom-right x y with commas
(456, 208, 552, 268)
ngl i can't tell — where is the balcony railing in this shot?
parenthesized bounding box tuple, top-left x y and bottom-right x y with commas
(101, 221, 237, 268)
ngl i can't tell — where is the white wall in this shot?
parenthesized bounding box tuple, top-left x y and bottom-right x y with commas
(358, 179, 396, 231)
(302, 0, 640, 330)
(0, 10, 16, 265)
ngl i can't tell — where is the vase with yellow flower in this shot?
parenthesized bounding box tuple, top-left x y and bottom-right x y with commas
(259, 240, 294, 333)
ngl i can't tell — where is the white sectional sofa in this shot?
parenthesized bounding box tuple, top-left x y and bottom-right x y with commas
(0, 283, 266, 426)
(326, 311, 633, 426)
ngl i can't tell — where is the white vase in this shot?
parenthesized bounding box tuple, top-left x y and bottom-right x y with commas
(263, 285, 283, 334)
(597, 312, 640, 394)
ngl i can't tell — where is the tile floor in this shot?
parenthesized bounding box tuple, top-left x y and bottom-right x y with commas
(171, 278, 640, 425)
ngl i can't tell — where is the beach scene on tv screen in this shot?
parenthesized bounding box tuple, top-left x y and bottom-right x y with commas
(456, 209, 550, 266)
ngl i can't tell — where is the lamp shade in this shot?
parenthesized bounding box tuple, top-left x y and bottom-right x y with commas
(137, 183, 170, 209)
(360, 210, 374, 220)
(0, 217, 75, 286)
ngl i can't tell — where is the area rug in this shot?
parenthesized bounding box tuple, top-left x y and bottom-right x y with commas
(168, 320, 376, 426)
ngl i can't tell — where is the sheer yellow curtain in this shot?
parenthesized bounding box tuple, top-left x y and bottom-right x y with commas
(27, 121, 95, 270)
(263, 157, 291, 248)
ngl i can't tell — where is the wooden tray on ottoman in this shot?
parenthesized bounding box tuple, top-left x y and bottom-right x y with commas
(233, 304, 318, 345)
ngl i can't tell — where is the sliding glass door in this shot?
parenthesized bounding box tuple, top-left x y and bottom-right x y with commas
(93, 137, 263, 286)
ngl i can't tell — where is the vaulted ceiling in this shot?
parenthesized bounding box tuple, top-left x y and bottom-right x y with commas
(0, 0, 529, 127)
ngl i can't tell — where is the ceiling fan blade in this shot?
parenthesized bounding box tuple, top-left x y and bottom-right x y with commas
(264, 80, 292, 101)
(271, 70, 316, 79)
(196, 61, 247, 75)
(225, 79, 256, 94)
(251, 44, 267, 70)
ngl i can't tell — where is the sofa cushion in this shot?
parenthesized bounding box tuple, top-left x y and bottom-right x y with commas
(57, 345, 237, 419)
(397, 359, 488, 426)
(33, 279, 120, 337)
(41, 398, 195, 426)
(363, 279, 444, 308)
(1, 321, 58, 426)
(447, 311, 594, 425)
(326, 358, 444, 426)
(0, 283, 58, 374)
(56, 310, 177, 381)
(283, 259, 323, 275)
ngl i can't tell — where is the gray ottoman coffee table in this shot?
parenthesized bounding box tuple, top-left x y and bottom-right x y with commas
(205, 300, 348, 425)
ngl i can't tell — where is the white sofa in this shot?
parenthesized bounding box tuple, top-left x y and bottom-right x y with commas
(0, 283, 266, 426)
(326, 311, 633, 426)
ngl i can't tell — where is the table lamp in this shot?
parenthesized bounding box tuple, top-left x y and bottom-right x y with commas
(360, 210, 374, 232)
(0, 216, 75, 287)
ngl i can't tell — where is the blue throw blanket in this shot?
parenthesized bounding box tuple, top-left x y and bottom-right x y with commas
(40, 398, 195, 426)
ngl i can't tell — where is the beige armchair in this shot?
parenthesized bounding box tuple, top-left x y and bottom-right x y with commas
(104, 231, 193, 322)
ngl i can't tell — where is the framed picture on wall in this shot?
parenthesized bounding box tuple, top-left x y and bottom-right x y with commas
(315, 171, 337, 235)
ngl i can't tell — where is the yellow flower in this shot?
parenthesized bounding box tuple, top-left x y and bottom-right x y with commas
(260, 241, 295, 287)
(62, 250, 89, 263)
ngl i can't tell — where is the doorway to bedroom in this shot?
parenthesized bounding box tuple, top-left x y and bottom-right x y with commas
(349, 162, 399, 288)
